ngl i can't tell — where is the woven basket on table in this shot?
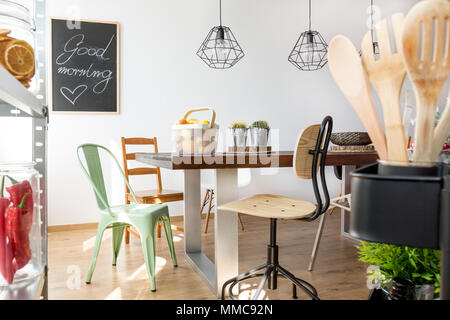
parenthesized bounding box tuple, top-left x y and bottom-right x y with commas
(330, 132, 372, 146)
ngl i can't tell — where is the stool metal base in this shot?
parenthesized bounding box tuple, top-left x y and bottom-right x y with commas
(221, 219, 320, 300)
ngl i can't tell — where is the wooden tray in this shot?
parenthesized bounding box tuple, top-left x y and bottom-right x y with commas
(329, 145, 375, 153)
(227, 146, 272, 153)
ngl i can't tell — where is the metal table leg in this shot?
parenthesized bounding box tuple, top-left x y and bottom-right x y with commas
(215, 168, 239, 297)
(184, 170, 216, 293)
(183, 169, 239, 298)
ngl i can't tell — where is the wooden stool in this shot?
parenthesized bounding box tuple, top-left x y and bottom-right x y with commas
(219, 116, 333, 300)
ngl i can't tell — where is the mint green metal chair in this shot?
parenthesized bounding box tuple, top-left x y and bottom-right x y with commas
(77, 144, 177, 292)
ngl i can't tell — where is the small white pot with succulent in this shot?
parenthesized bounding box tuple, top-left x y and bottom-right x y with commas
(249, 120, 270, 147)
(230, 121, 248, 148)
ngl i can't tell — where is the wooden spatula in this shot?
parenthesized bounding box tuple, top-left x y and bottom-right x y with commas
(402, 0, 450, 162)
(328, 35, 388, 160)
(431, 89, 450, 161)
(361, 13, 409, 163)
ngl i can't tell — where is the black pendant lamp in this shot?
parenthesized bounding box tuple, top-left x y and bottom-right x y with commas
(197, 0, 244, 69)
(288, 0, 328, 71)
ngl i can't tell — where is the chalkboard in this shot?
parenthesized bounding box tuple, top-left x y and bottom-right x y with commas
(50, 18, 120, 113)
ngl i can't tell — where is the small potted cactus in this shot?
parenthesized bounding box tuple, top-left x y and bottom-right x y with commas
(249, 120, 270, 147)
(230, 121, 248, 147)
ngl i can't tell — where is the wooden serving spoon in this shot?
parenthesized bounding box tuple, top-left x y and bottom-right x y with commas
(361, 13, 408, 163)
(402, 0, 450, 162)
(328, 35, 388, 160)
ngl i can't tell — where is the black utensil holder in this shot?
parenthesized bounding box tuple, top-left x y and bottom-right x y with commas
(350, 162, 450, 299)
(350, 162, 448, 249)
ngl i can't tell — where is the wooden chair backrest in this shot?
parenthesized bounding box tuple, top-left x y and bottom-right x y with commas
(121, 137, 162, 196)
(293, 124, 322, 179)
(292, 116, 333, 221)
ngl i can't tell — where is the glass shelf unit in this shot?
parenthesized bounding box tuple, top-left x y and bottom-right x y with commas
(0, 0, 48, 300)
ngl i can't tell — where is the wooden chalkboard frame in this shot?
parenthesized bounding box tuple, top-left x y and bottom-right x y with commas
(49, 17, 120, 114)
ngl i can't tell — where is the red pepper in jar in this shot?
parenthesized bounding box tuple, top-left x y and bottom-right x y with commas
(6, 178, 33, 207)
(6, 193, 32, 271)
(0, 176, 15, 284)
(6, 178, 34, 244)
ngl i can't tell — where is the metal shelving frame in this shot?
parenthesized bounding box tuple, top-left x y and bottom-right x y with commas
(0, 0, 48, 300)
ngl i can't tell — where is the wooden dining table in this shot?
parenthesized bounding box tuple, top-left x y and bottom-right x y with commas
(135, 151, 378, 298)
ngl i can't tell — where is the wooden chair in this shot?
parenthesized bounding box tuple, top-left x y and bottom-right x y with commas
(307, 194, 347, 271)
(219, 116, 333, 300)
(201, 186, 245, 233)
(121, 137, 184, 242)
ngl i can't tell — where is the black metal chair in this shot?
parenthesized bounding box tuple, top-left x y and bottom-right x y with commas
(218, 116, 333, 300)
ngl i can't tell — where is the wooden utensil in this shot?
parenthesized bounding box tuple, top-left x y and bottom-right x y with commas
(431, 89, 450, 160)
(328, 35, 388, 160)
(361, 13, 408, 162)
(402, 0, 450, 162)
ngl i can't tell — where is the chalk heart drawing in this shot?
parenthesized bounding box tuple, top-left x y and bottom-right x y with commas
(60, 85, 88, 105)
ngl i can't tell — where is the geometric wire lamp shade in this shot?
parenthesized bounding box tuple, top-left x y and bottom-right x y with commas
(288, 30, 328, 71)
(197, 26, 245, 69)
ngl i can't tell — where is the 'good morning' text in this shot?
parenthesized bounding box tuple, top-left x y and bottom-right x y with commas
(55, 33, 115, 95)
(57, 64, 111, 94)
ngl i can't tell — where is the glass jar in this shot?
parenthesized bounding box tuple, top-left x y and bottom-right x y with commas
(0, 0, 39, 94)
(388, 277, 416, 300)
(0, 162, 42, 288)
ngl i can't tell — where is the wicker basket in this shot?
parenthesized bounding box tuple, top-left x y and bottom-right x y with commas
(172, 108, 219, 154)
(330, 132, 371, 146)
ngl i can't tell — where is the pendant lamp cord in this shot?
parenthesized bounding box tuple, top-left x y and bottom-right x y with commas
(308, 0, 312, 31)
(219, 0, 222, 26)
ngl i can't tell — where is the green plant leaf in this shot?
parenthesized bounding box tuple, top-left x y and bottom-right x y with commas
(356, 241, 440, 289)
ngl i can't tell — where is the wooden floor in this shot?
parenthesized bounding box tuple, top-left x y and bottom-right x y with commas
(48, 213, 370, 300)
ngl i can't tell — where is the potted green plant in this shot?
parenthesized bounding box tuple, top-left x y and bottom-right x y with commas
(249, 120, 270, 147)
(230, 121, 248, 148)
(357, 241, 440, 300)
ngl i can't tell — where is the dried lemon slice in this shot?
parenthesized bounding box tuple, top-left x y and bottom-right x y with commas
(15, 75, 30, 80)
(4, 41, 35, 76)
(0, 38, 12, 67)
(0, 29, 11, 36)
(18, 79, 30, 88)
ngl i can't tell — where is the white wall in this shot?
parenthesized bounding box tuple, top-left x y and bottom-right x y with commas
(2, 0, 422, 225)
